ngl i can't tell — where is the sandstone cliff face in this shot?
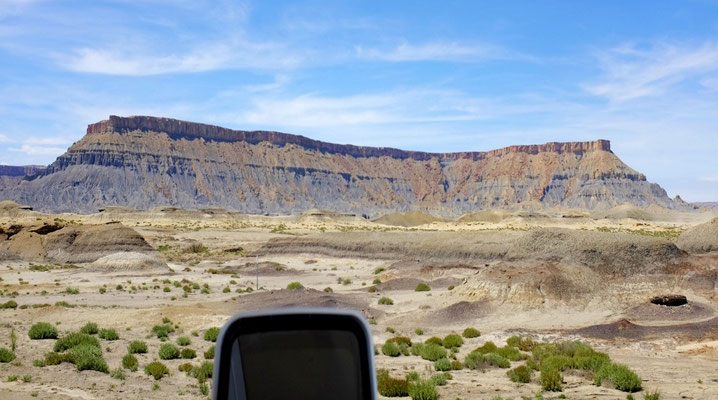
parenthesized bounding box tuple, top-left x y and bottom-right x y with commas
(2, 116, 682, 215)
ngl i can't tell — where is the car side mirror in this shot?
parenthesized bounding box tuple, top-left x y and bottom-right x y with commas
(212, 308, 378, 400)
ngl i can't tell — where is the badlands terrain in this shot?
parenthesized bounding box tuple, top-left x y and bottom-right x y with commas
(0, 202, 716, 399)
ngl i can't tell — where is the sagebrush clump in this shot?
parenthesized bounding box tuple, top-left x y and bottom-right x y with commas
(377, 369, 408, 397)
(462, 327, 480, 338)
(159, 343, 180, 360)
(145, 361, 169, 380)
(28, 322, 58, 340)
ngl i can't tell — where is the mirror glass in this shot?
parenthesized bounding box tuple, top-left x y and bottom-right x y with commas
(234, 329, 363, 400)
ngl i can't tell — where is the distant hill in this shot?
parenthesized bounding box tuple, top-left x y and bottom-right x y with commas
(0, 115, 687, 215)
(693, 202, 718, 211)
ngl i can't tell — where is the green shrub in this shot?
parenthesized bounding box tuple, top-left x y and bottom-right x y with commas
(54, 333, 100, 352)
(378, 297, 394, 305)
(69, 344, 108, 372)
(128, 340, 148, 354)
(286, 282, 304, 290)
(414, 328, 424, 335)
(192, 361, 214, 383)
(110, 368, 125, 380)
(387, 336, 412, 346)
(506, 335, 521, 347)
(408, 378, 438, 400)
(80, 322, 99, 335)
(177, 336, 191, 346)
(507, 365, 531, 383)
(496, 345, 525, 361)
(0, 348, 16, 363)
(485, 353, 510, 368)
(43, 351, 70, 365)
(419, 343, 447, 361)
(411, 342, 425, 356)
(204, 327, 220, 342)
(450, 360, 463, 370)
(65, 287, 79, 295)
(180, 348, 197, 359)
(430, 373, 448, 386)
(414, 283, 431, 292)
(204, 345, 215, 359)
(382, 342, 401, 357)
(474, 341, 498, 354)
(540, 367, 563, 391)
(122, 353, 138, 371)
(462, 327, 480, 338)
(98, 329, 119, 340)
(442, 334, 463, 348)
(145, 361, 169, 380)
(643, 390, 661, 400)
(178, 362, 193, 373)
(159, 343, 180, 360)
(593, 363, 642, 392)
(434, 357, 451, 371)
(0, 300, 17, 309)
(377, 369, 408, 397)
(424, 336, 443, 346)
(152, 324, 175, 339)
(28, 322, 58, 340)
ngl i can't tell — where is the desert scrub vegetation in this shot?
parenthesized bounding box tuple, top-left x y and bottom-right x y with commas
(378, 296, 394, 305)
(407, 377, 438, 400)
(507, 365, 532, 383)
(159, 343, 180, 360)
(286, 281, 304, 290)
(204, 345, 215, 359)
(593, 362, 642, 392)
(204, 327, 220, 342)
(473, 341, 498, 354)
(377, 369, 408, 397)
(44, 335, 109, 373)
(496, 345, 527, 361)
(54, 333, 99, 352)
(381, 341, 401, 357)
(145, 361, 169, 380)
(0, 300, 17, 309)
(180, 348, 197, 359)
(80, 322, 98, 335)
(540, 366, 563, 391)
(462, 327, 480, 338)
(152, 323, 175, 339)
(417, 343, 447, 362)
(0, 348, 16, 363)
(433, 357, 451, 371)
(128, 340, 148, 354)
(414, 283, 431, 292)
(122, 354, 138, 371)
(464, 351, 510, 370)
(28, 322, 58, 339)
(177, 336, 191, 346)
(442, 334, 463, 348)
(98, 328, 119, 340)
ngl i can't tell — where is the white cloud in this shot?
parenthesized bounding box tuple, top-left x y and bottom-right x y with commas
(60, 37, 305, 76)
(355, 41, 511, 62)
(0, 133, 13, 143)
(9, 144, 67, 156)
(584, 42, 718, 101)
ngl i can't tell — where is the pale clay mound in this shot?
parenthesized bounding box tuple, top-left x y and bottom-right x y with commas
(91, 251, 168, 270)
(0, 221, 154, 263)
(373, 211, 445, 227)
(676, 217, 718, 254)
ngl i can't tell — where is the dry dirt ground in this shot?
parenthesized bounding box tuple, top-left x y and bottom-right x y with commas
(0, 204, 717, 399)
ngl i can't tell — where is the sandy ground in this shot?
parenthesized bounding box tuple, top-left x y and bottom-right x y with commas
(0, 207, 717, 399)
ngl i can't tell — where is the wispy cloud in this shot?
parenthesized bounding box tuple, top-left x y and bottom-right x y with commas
(584, 42, 718, 101)
(355, 41, 514, 62)
(9, 137, 74, 156)
(60, 37, 304, 76)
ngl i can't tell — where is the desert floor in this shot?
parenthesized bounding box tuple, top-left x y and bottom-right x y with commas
(0, 206, 717, 399)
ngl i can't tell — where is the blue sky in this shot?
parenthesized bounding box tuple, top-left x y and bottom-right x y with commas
(1, 0, 717, 201)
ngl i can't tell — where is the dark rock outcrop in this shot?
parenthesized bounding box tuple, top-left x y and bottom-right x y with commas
(1, 115, 686, 215)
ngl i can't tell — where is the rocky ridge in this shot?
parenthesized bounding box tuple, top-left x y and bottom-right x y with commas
(1, 115, 685, 215)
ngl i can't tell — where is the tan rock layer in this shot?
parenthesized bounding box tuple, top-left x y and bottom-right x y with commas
(87, 115, 612, 161)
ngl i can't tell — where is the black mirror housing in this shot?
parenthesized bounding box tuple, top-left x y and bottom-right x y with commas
(212, 308, 378, 400)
